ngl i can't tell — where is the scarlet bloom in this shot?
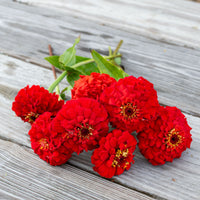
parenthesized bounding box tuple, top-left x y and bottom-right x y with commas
(29, 112, 72, 166)
(12, 85, 64, 124)
(71, 72, 116, 100)
(52, 98, 109, 154)
(91, 129, 137, 178)
(100, 76, 159, 133)
(137, 106, 192, 165)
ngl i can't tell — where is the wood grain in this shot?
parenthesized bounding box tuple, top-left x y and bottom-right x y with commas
(0, 139, 153, 200)
(14, 0, 200, 49)
(1, 54, 200, 199)
(0, 0, 200, 116)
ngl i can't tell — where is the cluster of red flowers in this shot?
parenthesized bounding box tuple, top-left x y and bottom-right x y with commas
(12, 72, 192, 178)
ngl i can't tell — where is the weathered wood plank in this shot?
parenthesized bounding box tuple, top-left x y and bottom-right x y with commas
(0, 139, 153, 200)
(14, 0, 200, 49)
(0, 0, 200, 116)
(1, 55, 200, 199)
(0, 191, 18, 200)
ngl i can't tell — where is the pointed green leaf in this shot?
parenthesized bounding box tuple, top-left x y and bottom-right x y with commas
(91, 50, 129, 80)
(59, 47, 76, 66)
(45, 55, 65, 70)
(74, 37, 81, 45)
(59, 37, 80, 66)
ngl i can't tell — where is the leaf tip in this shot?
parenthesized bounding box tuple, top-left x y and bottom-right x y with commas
(44, 56, 49, 61)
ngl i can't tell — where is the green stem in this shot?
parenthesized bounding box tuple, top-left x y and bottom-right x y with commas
(48, 71, 67, 93)
(48, 54, 121, 93)
(56, 85, 61, 100)
(113, 40, 123, 55)
(108, 46, 112, 57)
(72, 54, 121, 69)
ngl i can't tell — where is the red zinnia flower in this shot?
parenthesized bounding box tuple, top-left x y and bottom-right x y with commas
(71, 72, 116, 100)
(137, 106, 192, 165)
(29, 112, 72, 166)
(52, 98, 109, 154)
(91, 129, 137, 178)
(100, 76, 159, 133)
(12, 85, 64, 124)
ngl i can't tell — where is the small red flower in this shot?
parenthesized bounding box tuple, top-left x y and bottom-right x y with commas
(52, 98, 109, 154)
(100, 76, 159, 133)
(29, 112, 72, 166)
(137, 106, 192, 165)
(91, 129, 137, 178)
(71, 72, 116, 100)
(12, 85, 64, 124)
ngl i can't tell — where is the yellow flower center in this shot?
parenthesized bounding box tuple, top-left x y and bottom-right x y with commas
(39, 138, 49, 150)
(112, 148, 129, 169)
(166, 128, 183, 148)
(77, 124, 93, 139)
(25, 112, 39, 123)
(120, 103, 139, 119)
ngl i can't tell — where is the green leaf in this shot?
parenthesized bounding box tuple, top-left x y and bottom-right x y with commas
(60, 93, 66, 100)
(45, 55, 65, 70)
(91, 50, 129, 80)
(65, 86, 73, 96)
(114, 53, 121, 65)
(74, 56, 100, 74)
(60, 86, 73, 100)
(66, 68, 83, 87)
(59, 37, 80, 66)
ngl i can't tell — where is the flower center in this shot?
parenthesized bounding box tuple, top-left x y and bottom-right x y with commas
(166, 128, 182, 148)
(39, 138, 49, 150)
(112, 148, 129, 169)
(76, 124, 93, 139)
(125, 107, 134, 116)
(81, 128, 90, 137)
(170, 134, 179, 144)
(120, 103, 138, 119)
(25, 112, 39, 123)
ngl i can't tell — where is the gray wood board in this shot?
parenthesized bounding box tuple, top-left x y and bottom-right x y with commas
(0, 139, 153, 200)
(15, 0, 200, 49)
(0, 0, 200, 116)
(1, 54, 200, 200)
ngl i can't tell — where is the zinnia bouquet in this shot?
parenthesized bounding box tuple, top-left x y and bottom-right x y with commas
(12, 37, 192, 178)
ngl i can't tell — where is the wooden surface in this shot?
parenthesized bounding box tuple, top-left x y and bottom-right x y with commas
(0, 0, 200, 199)
(16, 0, 200, 49)
(0, 139, 154, 200)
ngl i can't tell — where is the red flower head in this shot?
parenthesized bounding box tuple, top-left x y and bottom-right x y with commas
(52, 98, 109, 154)
(71, 72, 116, 100)
(91, 129, 137, 178)
(137, 106, 192, 165)
(100, 76, 159, 133)
(12, 85, 64, 124)
(29, 112, 72, 166)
